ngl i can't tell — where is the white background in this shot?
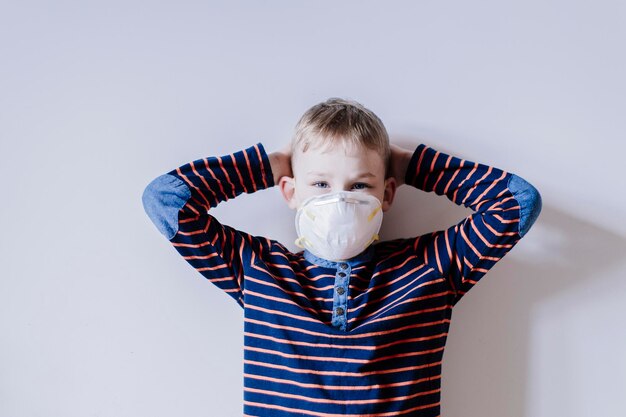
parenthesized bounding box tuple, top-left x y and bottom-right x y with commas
(1, 1, 625, 416)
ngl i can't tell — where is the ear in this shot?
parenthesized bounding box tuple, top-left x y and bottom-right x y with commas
(278, 176, 298, 210)
(381, 176, 397, 212)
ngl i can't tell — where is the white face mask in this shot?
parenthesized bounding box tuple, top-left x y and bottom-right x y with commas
(294, 191, 383, 262)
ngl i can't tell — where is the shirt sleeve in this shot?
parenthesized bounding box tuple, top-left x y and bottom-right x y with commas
(405, 143, 542, 305)
(141, 142, 276, 308)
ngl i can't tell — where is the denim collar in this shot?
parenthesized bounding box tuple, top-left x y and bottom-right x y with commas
(303, 244, 376, 268)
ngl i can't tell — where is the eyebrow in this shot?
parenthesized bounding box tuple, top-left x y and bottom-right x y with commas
(306, 171, 376, 178)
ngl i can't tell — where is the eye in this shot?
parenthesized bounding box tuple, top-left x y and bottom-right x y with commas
(352, 183, 370, 190)
(312, 181, 329, 188)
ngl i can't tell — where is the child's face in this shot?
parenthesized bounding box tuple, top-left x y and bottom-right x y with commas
(279, 141, 397, 213)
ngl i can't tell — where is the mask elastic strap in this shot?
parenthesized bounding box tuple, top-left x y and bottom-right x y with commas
(295, 236, 309, 248)
(364, 233, 380, 247)
(367, 206, 382, 222)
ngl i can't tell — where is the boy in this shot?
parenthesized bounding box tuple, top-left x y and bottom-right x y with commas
(142, 98, 542, 416)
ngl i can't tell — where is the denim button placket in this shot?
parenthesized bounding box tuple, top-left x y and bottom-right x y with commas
(331, 262, 351, 331)
(302, 246, 375, 332)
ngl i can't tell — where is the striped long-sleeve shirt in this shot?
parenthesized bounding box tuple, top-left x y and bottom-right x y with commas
(141, 142, 542, 417)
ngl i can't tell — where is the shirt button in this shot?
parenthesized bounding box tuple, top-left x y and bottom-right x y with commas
(338, 272, 346, 278)
(336, 287, 345, 295)
(335, 307, 345, 315)
(339, 263, 348, 269)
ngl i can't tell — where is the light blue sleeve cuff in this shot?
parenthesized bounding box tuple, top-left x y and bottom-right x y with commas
(142, 174, 191, 240)
(507, 174, 542, 238)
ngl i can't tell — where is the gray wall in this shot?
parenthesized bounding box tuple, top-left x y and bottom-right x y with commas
(1, 1, 625, 416)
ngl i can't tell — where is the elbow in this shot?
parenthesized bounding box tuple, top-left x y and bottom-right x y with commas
(507, 174, 543, 238)
(141, 174, 191, 240)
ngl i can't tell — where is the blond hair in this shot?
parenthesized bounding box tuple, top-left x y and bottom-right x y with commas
(291, 98, 391, 176)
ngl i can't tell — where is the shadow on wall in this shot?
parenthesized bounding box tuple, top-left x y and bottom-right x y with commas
(381, 136, 626, 417)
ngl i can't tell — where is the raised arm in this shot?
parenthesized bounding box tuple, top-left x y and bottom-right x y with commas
(141, 142, 276, 307)
(400, 142, 542, 305)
